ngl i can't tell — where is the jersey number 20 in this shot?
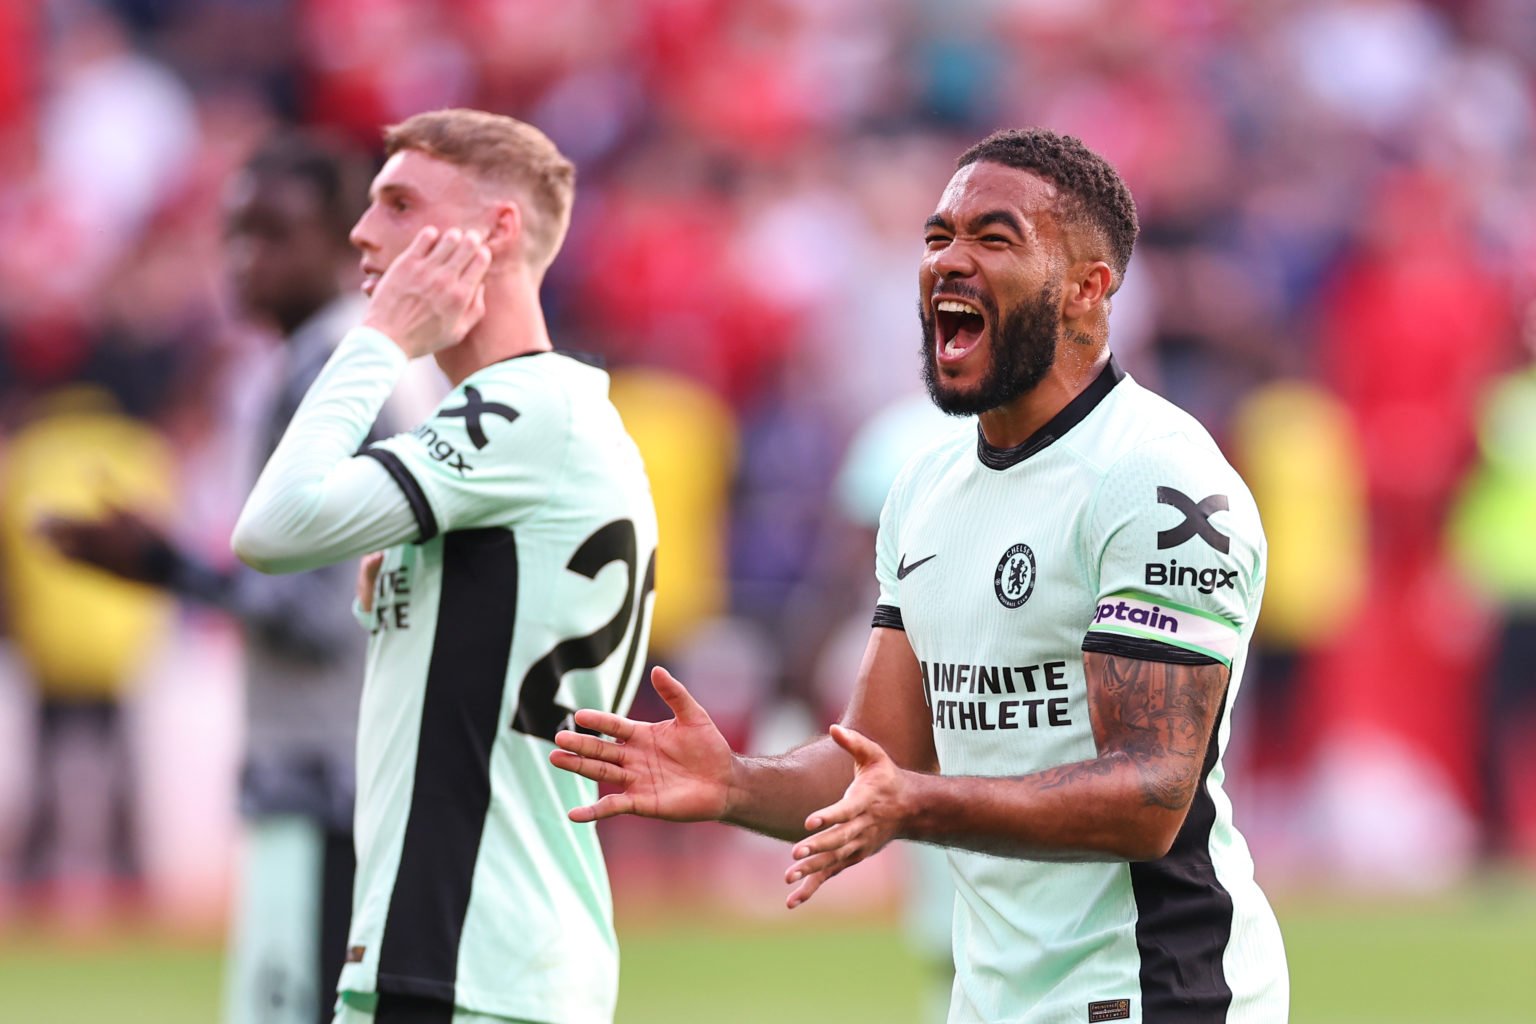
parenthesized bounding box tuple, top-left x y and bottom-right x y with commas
(511, 518, 657, 742)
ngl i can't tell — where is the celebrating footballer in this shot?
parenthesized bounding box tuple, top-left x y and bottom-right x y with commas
(551, 129, 1288, 1023)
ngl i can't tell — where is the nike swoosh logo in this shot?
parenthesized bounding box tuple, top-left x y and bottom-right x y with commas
(896, 554, 937, 580)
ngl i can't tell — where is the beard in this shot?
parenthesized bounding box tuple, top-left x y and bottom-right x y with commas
(920, 284, 1060, 416)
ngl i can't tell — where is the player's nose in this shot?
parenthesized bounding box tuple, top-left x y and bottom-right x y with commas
(929, 237, 977, 281)
(348, 209, 377, 252)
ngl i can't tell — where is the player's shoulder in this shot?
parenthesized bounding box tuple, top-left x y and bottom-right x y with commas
(446, 351, 615, 434)
(466, 350, 607, 403)
(884, 418, 977, 509)
(1081, 376, 1264, 561)
(1077, 375, 1249, 494)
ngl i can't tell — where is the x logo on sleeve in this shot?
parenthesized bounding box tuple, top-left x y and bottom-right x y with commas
(1156, 487, 1230, 553)
(438, 385, 520, 449)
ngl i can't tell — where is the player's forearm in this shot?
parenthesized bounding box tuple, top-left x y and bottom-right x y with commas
(232, 327, 408, 573)
(898, 755, 1189, 862)
(723, 737, 856, 842)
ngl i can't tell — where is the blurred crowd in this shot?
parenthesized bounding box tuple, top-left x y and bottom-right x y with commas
(3, 0, 1536, 927)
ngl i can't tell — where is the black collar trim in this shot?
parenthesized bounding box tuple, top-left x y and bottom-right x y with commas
(488, 349, 605, 369)
(975, 356, 1125, 470)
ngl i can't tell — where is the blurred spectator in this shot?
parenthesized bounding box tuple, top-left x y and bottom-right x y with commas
(0, 386, 176, 914)
(608, 368, 738, 660)
(39, 3, 198, 269)
(39, 133, 440, 1024)
(3, 0, 1536, 928)
(1448, 307, 1536, 866)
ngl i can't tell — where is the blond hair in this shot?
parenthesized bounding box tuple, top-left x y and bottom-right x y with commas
(384, 109, 576, 273)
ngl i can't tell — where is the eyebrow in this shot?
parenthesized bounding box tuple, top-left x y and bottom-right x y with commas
(923, 209, 1026, 236)
(370, 182, 417, 203)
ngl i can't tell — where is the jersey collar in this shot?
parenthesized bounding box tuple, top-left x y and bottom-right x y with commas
(488, 348, 605, 369)
(975, 355, 1125, 471)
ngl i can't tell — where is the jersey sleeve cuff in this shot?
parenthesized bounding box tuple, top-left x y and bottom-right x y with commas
(360, 447, 440, 542)
(352, 597, 377, 632)
(872, 604, 905, 630)
(1081, 632, 1221, 666)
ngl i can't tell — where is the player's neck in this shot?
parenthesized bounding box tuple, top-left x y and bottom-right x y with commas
(435, 272, 553, 386)
(976, 345, 1111, 449)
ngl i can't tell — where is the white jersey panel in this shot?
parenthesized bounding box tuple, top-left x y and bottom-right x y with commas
(873, 361, 1286, 1024)
(342, 352, 657, 1024)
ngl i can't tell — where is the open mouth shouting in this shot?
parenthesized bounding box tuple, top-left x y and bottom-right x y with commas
(933, 293, 989, 366)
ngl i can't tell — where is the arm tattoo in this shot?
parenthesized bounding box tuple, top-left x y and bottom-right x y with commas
(1085, 655, 1227, 810)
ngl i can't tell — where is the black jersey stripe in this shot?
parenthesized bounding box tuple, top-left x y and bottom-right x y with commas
(318, 826, 355, 1024)
(1082, 632, 1221, 666)
(1129, 687, 1235, 1022)
(375, 992, 454, 1023)
(361, 447, 440, 542)
(376, 528, 519, 1003)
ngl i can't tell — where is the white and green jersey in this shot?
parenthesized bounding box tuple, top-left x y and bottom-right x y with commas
(233, 328, 657, 1024)
(874, 358, 1287, 1024)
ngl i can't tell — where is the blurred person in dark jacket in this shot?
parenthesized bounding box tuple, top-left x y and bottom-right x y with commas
(42, 133, 439, 1024)
(1448, 307, 1536, 865)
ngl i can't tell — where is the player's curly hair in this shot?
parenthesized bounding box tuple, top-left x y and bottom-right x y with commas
(958, 129, 1139, 290)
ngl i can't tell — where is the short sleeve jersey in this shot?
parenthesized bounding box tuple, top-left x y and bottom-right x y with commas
(340, 351, 658, 1024)
(874, 359, 1287, 1024)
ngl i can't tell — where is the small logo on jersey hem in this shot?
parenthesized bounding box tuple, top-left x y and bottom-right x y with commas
(896, 553, 937, 579)
(1087, 998, 1131, 1022)
(993, 543, 1036, 608)
(346, 945, 367, 963)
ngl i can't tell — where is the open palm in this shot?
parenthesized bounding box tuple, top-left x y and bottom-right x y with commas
(550, 666, 735, 823)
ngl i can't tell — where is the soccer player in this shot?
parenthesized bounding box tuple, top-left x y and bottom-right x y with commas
(550, 129, 1288, 1022)
(43, 133, 405, 1024)
(231, 109, 658, 1024)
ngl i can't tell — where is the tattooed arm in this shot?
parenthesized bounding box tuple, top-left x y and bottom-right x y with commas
(914, 652, 1226, 860)
(781, 653, 1228, 904)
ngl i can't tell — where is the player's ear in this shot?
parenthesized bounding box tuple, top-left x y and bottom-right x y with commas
(1063, 261, 1112, 320)
(485, 199, 523, 258)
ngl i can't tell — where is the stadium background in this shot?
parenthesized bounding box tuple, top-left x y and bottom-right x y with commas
(1, 0, 1534, 1020)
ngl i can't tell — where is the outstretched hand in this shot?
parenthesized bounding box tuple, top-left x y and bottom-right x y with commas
(550, 666, 736, 824)
(37, 506, 174, 585)
(784, 724, 910, 910)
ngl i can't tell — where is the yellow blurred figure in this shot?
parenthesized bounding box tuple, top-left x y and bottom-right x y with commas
(1231, 380, 1368, 646)
(1227, 380, 1369, 786)
(1, 387, 176, 694)
(1448, 361, 1536, 859)
(0, 386, 176, 896)
(607, 369, 736, 656)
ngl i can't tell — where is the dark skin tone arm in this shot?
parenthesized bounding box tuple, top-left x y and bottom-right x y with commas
(550, 627, 935, 843)
(552, 627, 1227, 908)
(782, 650, 1227, 905)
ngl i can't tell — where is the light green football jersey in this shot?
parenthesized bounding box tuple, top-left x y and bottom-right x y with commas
(342, 351, 658, 1023)
(875, 359, 1287, 1024)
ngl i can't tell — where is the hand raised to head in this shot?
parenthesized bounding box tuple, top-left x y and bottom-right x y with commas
(363, 226, 492, 359)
